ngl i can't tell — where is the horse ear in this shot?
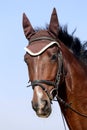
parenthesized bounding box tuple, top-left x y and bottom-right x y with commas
(49, 8, 59, 36)
(22, 13, 35, 40)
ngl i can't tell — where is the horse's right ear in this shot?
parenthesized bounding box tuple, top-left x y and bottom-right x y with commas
(22, 13, 35, 40)
(48, 8, 59, 36)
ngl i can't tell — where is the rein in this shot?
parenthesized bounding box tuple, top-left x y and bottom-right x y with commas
(56, 96, 87, 118)
(25, 36, 87, 119)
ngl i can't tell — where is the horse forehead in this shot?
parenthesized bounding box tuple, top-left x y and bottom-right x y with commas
(32, 30, 50, 38)
(26, 30, 56, 53)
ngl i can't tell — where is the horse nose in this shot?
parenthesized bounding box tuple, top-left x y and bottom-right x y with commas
(31, 100, 48, 112)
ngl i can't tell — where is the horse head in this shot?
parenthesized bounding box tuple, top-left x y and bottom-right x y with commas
(23, 8, 63, 117)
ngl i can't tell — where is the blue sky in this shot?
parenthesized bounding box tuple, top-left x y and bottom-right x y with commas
(0, 0, 87, 130)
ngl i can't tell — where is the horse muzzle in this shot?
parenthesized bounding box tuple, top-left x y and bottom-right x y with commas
(32, 99, 52, 118)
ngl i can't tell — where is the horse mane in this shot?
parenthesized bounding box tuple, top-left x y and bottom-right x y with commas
(58, 26, 87, 65)
(34, 25, 87, 65)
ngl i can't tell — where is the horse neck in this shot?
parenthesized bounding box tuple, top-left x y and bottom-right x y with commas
(61, 43, 87, 93)
(58, 41, 87, 130)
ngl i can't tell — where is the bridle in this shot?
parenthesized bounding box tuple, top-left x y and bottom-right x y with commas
(25, 36, 63, 101)
(30, 52, 63, 101)
(25, 36, 87, 119)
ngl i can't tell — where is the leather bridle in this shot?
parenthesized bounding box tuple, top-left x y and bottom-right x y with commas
(26, 36, 63, 101)
(30, 52, 63, 101)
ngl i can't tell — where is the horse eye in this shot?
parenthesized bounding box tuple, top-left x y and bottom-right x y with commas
(51, 54, 58, 61)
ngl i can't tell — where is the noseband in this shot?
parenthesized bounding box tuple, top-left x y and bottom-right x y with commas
(25, 36, 63, 101)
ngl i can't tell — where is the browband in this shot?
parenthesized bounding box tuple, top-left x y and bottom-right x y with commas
(24, 41, 60, 56)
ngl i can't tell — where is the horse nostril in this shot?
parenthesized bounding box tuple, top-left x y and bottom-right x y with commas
(31, 100, 48, 111)
(42, 100, 48, 108)
(31, 101, 38, 111)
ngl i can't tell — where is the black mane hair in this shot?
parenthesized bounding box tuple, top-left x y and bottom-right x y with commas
(58, 26, 87, 64)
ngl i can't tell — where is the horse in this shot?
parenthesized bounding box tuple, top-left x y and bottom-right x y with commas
(23, 8, 87, 130)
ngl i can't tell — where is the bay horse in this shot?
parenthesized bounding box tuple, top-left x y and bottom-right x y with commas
(23, 8, 87, 130)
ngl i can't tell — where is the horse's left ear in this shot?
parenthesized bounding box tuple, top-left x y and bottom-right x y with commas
(22, 13, 35, 40)
(48, 8, 59, 36)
